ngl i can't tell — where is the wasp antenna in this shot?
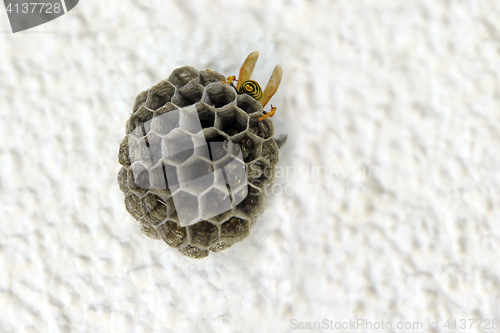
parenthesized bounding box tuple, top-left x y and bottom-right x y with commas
(236, 51, 259, 91)
(260, 64, 283, 108)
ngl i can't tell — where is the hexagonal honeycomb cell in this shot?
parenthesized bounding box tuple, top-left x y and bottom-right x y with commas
(190, 221, 219, 248)
(249, 114, 275, 139)
(202, 82, 237, 108)
(151, 105, 180, 135)
(172, 82, 204, 107)
(235, 185, 264, 218)
(199, 187, 232, 220)
(221, 218, 250, 243)
(126, 106, 154, 135)
(236, 94, 262, 114)
(118, 66, 282, 259)
(233, 134, 261, 163)
(157, 220, 186, 248)
(215, 104, 249, 136)
(178, 157, 214, 193)
(171, 190, 200, 226)
(195, 102, 216, 129)
(163, 129, 195, 165)
(145, 80, 176, 110)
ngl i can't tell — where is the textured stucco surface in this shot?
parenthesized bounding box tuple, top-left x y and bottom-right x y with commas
(1, 0, 500, 332)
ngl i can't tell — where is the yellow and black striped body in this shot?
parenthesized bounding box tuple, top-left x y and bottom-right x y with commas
(238, 80, 262, 101)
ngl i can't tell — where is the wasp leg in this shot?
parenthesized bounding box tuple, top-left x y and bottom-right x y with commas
(222, 75, 236, 84)
(258, 105, 277, 121)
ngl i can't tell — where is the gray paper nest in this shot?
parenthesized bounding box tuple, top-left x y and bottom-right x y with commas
(118, 66, 281, 259)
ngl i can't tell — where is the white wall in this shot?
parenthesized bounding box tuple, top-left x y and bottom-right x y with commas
(1, 0, 499, 332)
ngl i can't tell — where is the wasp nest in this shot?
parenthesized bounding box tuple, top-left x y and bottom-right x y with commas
(117, 66, 281, 259)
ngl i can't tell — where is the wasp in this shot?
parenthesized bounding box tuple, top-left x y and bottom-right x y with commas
(222, 51, 283, 121)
